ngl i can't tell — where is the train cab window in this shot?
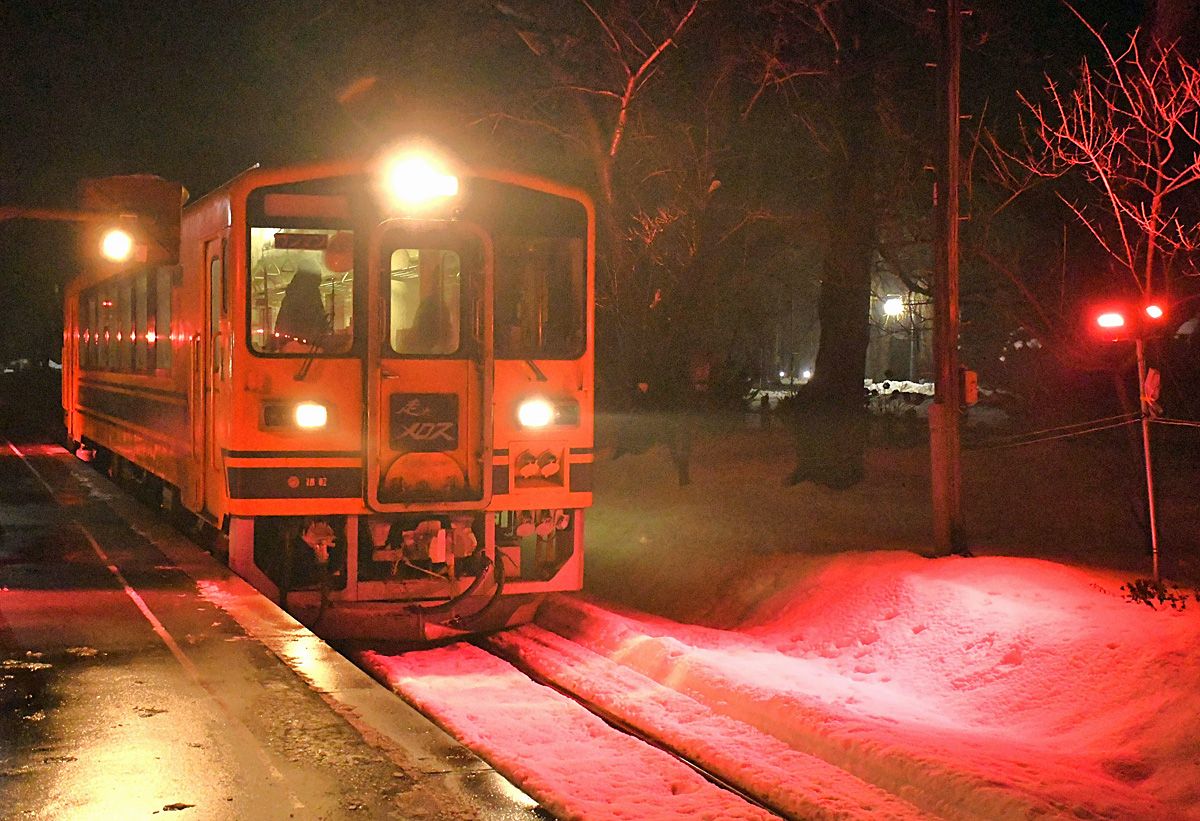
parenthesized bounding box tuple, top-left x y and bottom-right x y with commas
(248, 227, 355, 354)
(494, 237, 585, 359)
(387, 248, 461, 356)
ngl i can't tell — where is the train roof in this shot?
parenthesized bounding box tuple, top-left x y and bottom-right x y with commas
(185, 157, 593, 217)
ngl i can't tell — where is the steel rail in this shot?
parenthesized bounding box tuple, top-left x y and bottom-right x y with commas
(475, 640, 790, 820)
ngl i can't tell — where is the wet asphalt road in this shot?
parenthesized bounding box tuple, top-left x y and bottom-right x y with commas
(0, 434, 548, 820)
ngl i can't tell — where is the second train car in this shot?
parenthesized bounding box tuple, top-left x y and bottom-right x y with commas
(62, 145, 594, 638)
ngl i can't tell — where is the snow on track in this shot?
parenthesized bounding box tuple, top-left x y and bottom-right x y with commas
(361, 643, 775, 821)
(539, 592, 1183, 820)
(486, 624, 932, 821)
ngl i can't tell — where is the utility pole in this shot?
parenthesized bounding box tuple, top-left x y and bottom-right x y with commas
(1135, 337, 1161, 580)
(929, 0, 964, 553)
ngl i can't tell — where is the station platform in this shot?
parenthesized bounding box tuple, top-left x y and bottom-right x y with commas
(0, 436, 545, 820)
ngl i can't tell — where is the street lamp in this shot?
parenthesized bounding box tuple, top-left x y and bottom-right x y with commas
(881, 294, 918, 381)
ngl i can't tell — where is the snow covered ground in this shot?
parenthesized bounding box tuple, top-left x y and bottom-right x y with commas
(366, 413, 1200, 820)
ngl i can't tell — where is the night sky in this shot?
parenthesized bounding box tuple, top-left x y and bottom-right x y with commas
(0, 0, 1149, 364)
(0, 0, 490, 362)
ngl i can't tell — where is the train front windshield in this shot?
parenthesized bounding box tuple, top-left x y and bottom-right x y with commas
(245, 175, 588, 363)
(249, 226, 356, 354)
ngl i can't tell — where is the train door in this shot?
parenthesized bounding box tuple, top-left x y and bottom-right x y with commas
(202, 237, 227, 516)
(62, 298, 78, 439)
(366, 224, 493, 510)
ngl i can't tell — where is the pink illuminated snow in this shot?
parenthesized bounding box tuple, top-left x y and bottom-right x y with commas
(365, 424, 1200, 819)
(366, 552, 1200, 819)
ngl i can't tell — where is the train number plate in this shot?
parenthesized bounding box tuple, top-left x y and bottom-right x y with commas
(390, 393, 459, 451)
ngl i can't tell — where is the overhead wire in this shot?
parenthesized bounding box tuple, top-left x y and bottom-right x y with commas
(1152, 417, 1200, 429)
(970, 414, 1140, 450)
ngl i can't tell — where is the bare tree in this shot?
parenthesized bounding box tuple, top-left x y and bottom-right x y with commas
(992, 8, 1200, 298)
(487, 1, 711, 370)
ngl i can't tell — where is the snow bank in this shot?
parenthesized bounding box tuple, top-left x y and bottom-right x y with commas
(539, 551, 1200, 820)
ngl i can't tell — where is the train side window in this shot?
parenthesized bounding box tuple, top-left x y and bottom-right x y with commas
(210, 251, 222, 344)
(249, 227, 354, 354)
(90, 289, 101, 369)
(388, 248, 461, 356)
(100, 286, 115, 370)
(82, 292, 95, 369)
(119, 278, 133, 371)
(155, 268, 173, 371)
(134, 272, 149, 371)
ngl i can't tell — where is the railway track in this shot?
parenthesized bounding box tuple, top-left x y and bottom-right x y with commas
(364, 622, 934, 821)
(475, 637, 790, 820)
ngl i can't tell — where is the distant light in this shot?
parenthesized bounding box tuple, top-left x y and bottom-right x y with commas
(381, 152, 459, 209)
(802, 369, 812, 380)
(100, 228, 135, 262)
(883, 296, 904, 317)
(1097, 312, 1126, 329)
(145, 331, 156, 343)
(517, 398, 554, 428)
(779, 370, 786, 378)
(1145, 304, 1164, 319)
(294, 402, 328, 429)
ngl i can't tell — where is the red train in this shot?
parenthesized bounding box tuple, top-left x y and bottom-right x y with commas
(62, 144, 594, 638)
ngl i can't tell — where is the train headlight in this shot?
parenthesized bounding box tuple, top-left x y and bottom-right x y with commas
(517, 398, 555, 429)
(294, 402, 328, 429)
(378, 147, 460, 211)
(100, 228, 136, 262)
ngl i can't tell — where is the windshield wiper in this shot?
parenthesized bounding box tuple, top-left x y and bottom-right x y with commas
(524, 359, 547, 382)
(294, 315, 333, 381)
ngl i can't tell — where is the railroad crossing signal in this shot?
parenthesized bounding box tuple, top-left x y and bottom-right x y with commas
(1089, 302, 1167, 342)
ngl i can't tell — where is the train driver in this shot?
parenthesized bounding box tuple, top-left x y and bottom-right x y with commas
(272, 262, 328, 351)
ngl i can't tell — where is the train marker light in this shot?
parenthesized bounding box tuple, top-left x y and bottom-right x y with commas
(1145, 304, 1164, 320)
(517, 398, 554, 429)
(294, 401, 328, 429)
(99, 228, 136, 262)
(1096, 311, 1126, 329)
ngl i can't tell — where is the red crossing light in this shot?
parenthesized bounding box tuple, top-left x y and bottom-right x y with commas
(1089, 301, 1167, 342)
